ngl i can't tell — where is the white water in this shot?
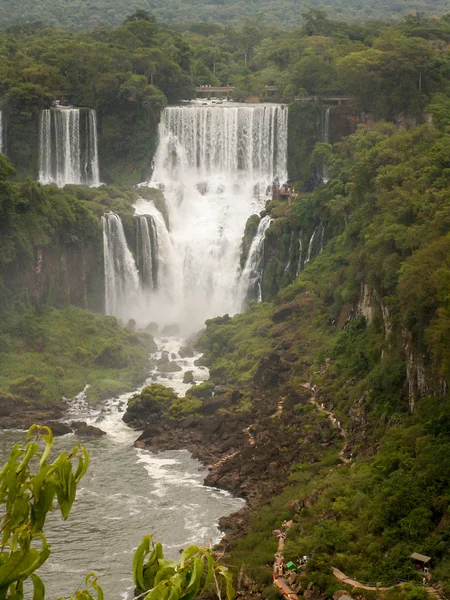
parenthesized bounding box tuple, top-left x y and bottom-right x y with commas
(295, 231, 303, 276)
(102, 104, 287, 332)
(284, 231, 294, 274)
(238, 215, 272, 307)
(304, 227, 317, 265)
(0, 111, 3, 154)
(39, 107, 100, 187)
(102, 213, 140, 320)
(322, 107, 331, 183)
(136, 216, 156, 290)
(0, 338, 244, 599)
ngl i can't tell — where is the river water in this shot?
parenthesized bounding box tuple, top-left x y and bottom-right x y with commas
(0, 338, 244, 599)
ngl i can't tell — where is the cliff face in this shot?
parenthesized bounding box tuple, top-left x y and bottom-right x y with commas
(1, 238, 104, 312)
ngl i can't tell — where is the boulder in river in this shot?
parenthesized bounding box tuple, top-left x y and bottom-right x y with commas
(183, 370, 195, 384)
(70, 421, 107, 437)
(161, 324, 180, 336)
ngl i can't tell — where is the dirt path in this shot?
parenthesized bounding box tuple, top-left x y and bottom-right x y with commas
(302, 382, 351, 464)
(273, 522, 300, 600)
(332, 567, 443, 598)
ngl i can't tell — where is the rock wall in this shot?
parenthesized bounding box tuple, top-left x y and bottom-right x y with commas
(354, 281, 446, 410)
(1, 238, 104, 312)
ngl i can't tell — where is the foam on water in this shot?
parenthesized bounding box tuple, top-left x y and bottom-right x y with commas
(0, 337, 244, 599)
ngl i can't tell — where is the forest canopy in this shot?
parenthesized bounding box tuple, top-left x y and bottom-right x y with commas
(0, 0, 450, 30)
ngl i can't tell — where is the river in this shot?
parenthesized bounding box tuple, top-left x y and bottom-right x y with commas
(0, 337, 245, 599)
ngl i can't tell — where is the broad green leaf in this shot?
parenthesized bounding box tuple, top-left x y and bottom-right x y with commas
(31, 573, 45, 600)
(133, 536, 151, 590)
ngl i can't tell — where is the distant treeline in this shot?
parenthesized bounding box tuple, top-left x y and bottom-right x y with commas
(0, 0, 450, 30)
(0, 10, 449, 182)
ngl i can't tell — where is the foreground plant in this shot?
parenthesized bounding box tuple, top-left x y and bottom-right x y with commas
(0, 426, 234, 600)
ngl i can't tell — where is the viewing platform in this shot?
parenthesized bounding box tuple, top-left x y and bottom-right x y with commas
(294, 96, 352, 105)
(195, 85, 280, 100)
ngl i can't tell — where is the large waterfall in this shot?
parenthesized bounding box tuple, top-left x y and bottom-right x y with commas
(39, 107, 100, 187)
(103, 104, 287, 331)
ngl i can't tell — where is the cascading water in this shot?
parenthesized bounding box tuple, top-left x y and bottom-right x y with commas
(136, 215, 157, 290)
(304, 227, 317, 265)
(296, 231, 303, 276)
(102, 213, 140, 320)
(39, 107, 100, 187)
(238, 215, 272, 306)
(284, 232, 294, 274)
(103, 104, 288, 330)
(321, 107, 331, 183)
(0, 111, 3, 154)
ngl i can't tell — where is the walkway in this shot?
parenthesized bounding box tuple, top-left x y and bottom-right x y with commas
(273, 522, 300, 600)
(332, 567, 443, 598)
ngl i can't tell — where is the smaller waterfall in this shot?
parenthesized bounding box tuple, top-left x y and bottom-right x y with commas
(295, 231, 303, 277)
(102, 212, 140, 320)
(0, 111, 3, 154)
(322, 107, 331, 183)
(319, 223, 325, 254)
(239, 215, 272, 307)
(136, 216, 157, 290)
(284, 232, 294, 274)
(304, 227, 317, 265)
(39, 107, 100, 187)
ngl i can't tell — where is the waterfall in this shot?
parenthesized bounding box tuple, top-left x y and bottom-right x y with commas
(0, 111, 3, 154)
(39, 107, 100, 187)
(304, 227, 317, 265)
(319, 223, 325, 254)
(322, 107, 331, 183)
(295, 231, 303, 276)
(239, 215, 272, 306)
(135, 104, 288, 330)
(284, 231, 294, 274)
(102, 212, 140, 321)
(136, 216, 156, 290)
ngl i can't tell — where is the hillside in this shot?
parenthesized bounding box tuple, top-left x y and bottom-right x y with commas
(124, 106, 450, 599)
(0, 0, 449, 30)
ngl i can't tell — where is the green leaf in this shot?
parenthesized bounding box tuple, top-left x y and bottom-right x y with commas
(133, 536, 151, 590)
(31, 573, 45, 600)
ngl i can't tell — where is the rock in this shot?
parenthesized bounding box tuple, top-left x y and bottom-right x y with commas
(70, 421, 106, 437)
(201, 396, 229, 413)
(46, 421, 72, 436)
(271, 301, 301, 323)
(183, 370, 194, 384)
(157, 361, 182, 373)
(145, 322, 159, 335)
(161, 324, 180, 336)
(253, 353, 290, 388)
(180, 415, 198, 429)
(179, 346, 195, 358)
(193, 356, 208, 367)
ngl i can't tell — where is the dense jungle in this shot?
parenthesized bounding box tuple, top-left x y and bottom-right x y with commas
(1, 6, 450, 600)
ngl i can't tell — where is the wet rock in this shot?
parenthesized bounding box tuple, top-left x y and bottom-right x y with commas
(183, 370, 194, 384)
(194, 356, 208, 367)
(157, 361, 182, 373)
(179, 346, 195, 358)
(161, 324, 180, 336)
(70, 421, 106, 437)
(145, 322, 159, 335)
(46, 421, 72, 436)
